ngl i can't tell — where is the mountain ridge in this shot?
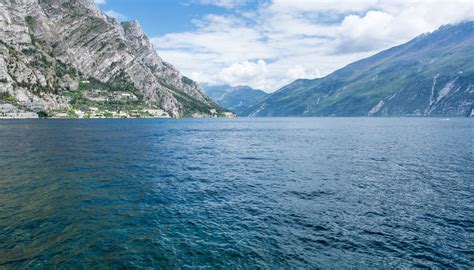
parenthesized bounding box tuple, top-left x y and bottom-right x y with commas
(248, 21, 474, 117)
(0, 0, 225, 118)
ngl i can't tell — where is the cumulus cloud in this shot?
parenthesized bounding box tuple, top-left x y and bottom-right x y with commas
(104, 10, 127, 21)
(94, 0, 106, 5)
(217, 60, 269, 88)
(152, 0, 474, 92)
(335, 1, 474, 52)
(337, 10, 396, 52)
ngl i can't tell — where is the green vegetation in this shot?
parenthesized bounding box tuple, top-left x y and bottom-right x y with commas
(159, 79, 225, 117)
(37, 111, 49, 118)
(109, 70, 141, 97)
(14, 81, 31, 88)
(81, 17, 105, 37)
(181, 76, 194, 85)
(54, 60, 78, 78)
(117, 42, 127, 50)
(29, 34, 37, 46)
(67, 109, 78, 118)
(98, 41, 107, 51)
(29, 53, 51, 69)
(25, 16, 35, 29)
(121, 21, 131, 31)
(68, 70, 151, 113)
(21, 48, 37, 55)
(0, 92, 16, 104)
(103, 111, 114, 118)
(1, 40, 20, 58)
(69, 72, 224, 117)
(69, 89, 86, 108)
(77, 71, 141, 97)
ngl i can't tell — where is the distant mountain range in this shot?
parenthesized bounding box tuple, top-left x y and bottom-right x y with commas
(203, 85, 268, 116)
(247, 21, 474, 117)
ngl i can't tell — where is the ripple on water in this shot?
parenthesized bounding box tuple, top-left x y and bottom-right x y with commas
(0, 118, 473, 268)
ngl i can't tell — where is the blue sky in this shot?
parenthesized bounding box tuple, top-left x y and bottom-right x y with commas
(97, 0, 248, 36)
(96, 0, 474, 92)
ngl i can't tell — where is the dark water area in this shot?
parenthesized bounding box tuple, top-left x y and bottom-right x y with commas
(0, 118, 473, 268)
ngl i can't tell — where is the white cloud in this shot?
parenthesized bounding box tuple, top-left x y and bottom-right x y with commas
(94, 0, 107, 5)
(219, 60, 267, 81)
(286, 65, 322, 81)
(268, 0, 379, 14)
(104, 10, 127, 21)
(194, 0, 248, 9)
(217, 60, 269, 88)
(337, 10, 396, 52)
(152, 0, 474, 92)
(335, 1, 474, 52)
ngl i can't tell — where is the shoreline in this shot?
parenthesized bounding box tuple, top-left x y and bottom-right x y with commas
(1, 116, 471, 120)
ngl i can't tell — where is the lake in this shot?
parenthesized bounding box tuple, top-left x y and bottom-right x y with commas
(0, 118, 472, 268)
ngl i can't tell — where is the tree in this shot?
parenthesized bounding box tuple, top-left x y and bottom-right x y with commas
(37, 111, 48, 118)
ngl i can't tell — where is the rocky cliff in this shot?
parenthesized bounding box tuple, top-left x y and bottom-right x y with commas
(0, 0, 225, 118)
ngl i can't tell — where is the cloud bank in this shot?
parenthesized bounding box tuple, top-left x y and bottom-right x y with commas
(152, 0, 474, 92)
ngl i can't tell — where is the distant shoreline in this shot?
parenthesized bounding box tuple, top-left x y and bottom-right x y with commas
(1, 116, 471, 120)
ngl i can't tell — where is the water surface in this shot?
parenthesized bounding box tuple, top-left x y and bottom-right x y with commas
(0, 118, 473, 268)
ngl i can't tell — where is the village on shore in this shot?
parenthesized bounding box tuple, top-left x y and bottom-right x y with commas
(0, 102, 234, 119)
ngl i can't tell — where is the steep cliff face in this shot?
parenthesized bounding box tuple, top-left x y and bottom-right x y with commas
(248, 22, 474, 117)
(0, 0, 223, 118)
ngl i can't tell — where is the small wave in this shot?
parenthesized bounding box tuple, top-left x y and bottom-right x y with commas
(285, 190, 335, 200)
(240, 156, 264, 161)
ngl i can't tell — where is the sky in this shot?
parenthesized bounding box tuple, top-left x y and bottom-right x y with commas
(96, 0, 474, 92)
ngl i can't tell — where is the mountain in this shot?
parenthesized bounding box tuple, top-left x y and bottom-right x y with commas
(0, 0, 226, 118)
(203, 84, 268, 116)
(249, 22, 474, 117)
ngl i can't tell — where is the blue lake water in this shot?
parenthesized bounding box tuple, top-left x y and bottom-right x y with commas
(0, 118, 473, 268)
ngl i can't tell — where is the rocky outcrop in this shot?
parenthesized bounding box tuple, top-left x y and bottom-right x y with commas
(0, 0, 224, 117)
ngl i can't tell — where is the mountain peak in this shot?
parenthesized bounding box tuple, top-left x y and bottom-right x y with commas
(0, 0, 226, 118)
(79, 0, 102, 14)
(122, 20, 145, 37)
